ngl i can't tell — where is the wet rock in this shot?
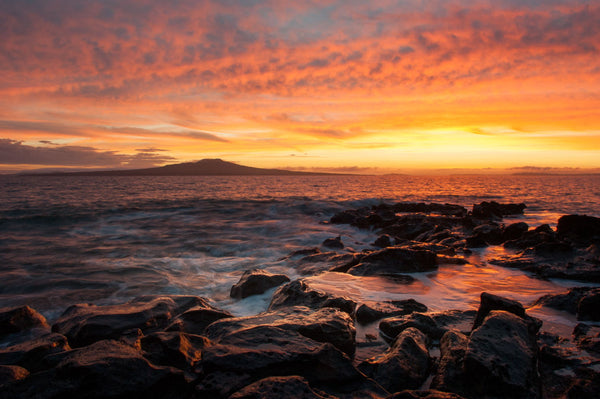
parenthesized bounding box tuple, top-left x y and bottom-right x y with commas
(165, 305, 233, 334)
(502, 221, 529, 241)
(472, 292, 528, 330)
(0, 306, 49, 338)
(205, 306, 356, 357)
(373, 234, 393, 248)
(52, 295, 215, 347)
(429, 310, 477, 336)
(464, 310, 540, 399)
(269, 279, 356, 315)
(471, 223, 504, 245)
(140, 331, 211, 370)
(430, 330, 468, 395)
(503, 228, 557, 250)
(230, 269, 290, 299)
(1, 340, 189, 399)
(379, 313, 443, 342)
(389, 202, 467, 216)
(534, 286, 594, 314)
(358, 327, 430, 393)
(0, 328, 70, 372)
(322, 236, 344, 249)
(0, 365, 29, 386)
(355, 300, 427, 325)
(379, 214, 436, 240)
(330, 208, 369, 225)
(229, 376, 334, 399)
(465, 234, 487, 248)
(557, 214, 600, 246)
(298, 251, 361, 275)
(346, 247, 437, 277)
(471, 201, 526, 219)
(577, 288, 600, 321)
(388, 389, 467, 399)
(199, 325, 368, 396)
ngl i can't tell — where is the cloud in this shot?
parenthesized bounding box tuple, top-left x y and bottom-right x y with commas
(0, 139, 174, 167)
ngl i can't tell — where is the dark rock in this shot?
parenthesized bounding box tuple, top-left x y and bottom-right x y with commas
(285, 247, 321, 258)
(566, 368, 600, 399)
(388, 389, 467, 399)
(298, 251, 361, 275)
(526, 241, 573, 257)
(429, 310, 477, 336)
(503, 221, 529, 241)
(430, 330, 468, 395)
(577, 288, 600, 321)
(465, 235, 488, 248)
(269, 279, 356, 315)
(195, 371, 253, 399)
(472, 292, 528, 330)
(205, 306, 356, 357)
(358, 327, 430, 393)
(52, 295, 216, 347)
(346, 246, 437, 276)
(354, 213, 385, 228)
(373, 234, 393, 248)
(534, 287, 594, 314)
(379, 313, 443, 342)
(503, 229, 557, 250)
(200, 325, 367, 395)
(165, 305, 233, 334)
(0, 328, 70, 372)
(330, 208, 368, 225)
(322, 236, 344, 249)
(0, 306, 48, 338)
(471, 201, 526, 219)
(472, 223, 504, 245)
(464, 310, 540, 399)
(379, 214, 436, 240)
(0, 365, 29, 386)
(230, 269, 290, 299)
(557, 214, 600, 245)
(140, 331, 211, 370)
(389, 202, 467, 217)
(1, 340, 189, 399)
(355, 300, 427, 325)
(229, 376, 333, 399)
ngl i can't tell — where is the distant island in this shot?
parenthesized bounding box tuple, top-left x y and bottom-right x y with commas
(24, 159, 337, 176)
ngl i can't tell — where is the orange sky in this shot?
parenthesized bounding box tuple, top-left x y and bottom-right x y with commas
(1, 0, 599, 173)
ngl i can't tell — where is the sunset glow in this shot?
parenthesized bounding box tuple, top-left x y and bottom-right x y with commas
(1, 0, 599, 173)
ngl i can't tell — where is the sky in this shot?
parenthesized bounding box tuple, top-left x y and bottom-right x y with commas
(1, 0, 599, 173)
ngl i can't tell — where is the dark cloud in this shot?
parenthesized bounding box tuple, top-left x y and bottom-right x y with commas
(0, 138, 175, 167)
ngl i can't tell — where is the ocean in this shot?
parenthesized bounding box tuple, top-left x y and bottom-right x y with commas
(1, 174, 599, 335)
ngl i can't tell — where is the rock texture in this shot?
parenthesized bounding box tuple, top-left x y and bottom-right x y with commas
(230, 269, 290, 299)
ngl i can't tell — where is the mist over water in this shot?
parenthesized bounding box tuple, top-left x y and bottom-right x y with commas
(1, 174, 599, 326)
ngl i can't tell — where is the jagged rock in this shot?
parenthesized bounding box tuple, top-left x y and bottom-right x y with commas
(379, 215, 437, 240)
(0, 328, 70, 372)
(355, 300, 427, 325)
(0, 340, 189, 399)
(388, 390, 467, 399)
(379, 313, 443, 342)
(205, 306, 356, 357)
(165, 305, 233, 334)
(502, 222, 529, 241)
(464, 310, 540, 399)
(465, 234, 488, 248)
(297, 251, 361, 275)
(52, 295, 217, 347)
(430, 330, 468, 395)
(230, 269, 290, 299)
(373, 234, 393, 248)
(140, 331, 211, 370)
(471, 223, 504, 245)
(229, 376, 334, 399)
(472, 292, 529, 330)
(471, 201, 526, 219)
(389, 202, 467, 216)
(503, 228, 557, 250)
(346, 247, 437, 276)
(577, 289, 600, 321)
(557, 214, 600, 246)
(322, 236, 344, 249)
(429, 310, 477, 335)
(199, 325, 371, 398)
(0, 365, 29, 386)
(268, 279, 356, 315)
(359, 327, 430, 393)
(0, 306, 48, 338)
(534, 287, 594, 314)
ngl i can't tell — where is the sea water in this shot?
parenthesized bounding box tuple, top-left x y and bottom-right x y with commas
(1, 174, 599, 333)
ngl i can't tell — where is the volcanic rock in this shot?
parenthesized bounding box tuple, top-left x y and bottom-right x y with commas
(230, 269, 290, 299)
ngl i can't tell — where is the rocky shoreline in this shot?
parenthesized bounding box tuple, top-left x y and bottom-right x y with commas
(1, 201, 599, 398)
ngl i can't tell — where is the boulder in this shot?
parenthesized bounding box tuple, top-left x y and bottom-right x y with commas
(268, 280, 356, 315)
(502, 222, 529, 242)
(52, 295, 218, 347)
(471, 201, 526, 219)
(0, 340, 189, 399)
(464, 311, 540, 398)
(0, 306, 48, 338)
(430, 330, 468, 395)
(205, 306, 356, 357)
(379, 215, 437, 240)
(322, 236, 344, 249)
(577, 288, 600, 321)
(346, 247, 437, 277)
(379, 313, 443, 342)
(373, 234, 393, 248)
(0, 328, 70, 372)
(471, 223, 504, 245)
(359, 327, 430, 393)
(355, 300, 427, 325)
(230, 269, 290, 299)
(229, 376, 333, 399)
(557, 214, 600, 245)
(0, 365, 29, 386)
(472, 292, 528, 330)
(534, 287, 593, 314)
(165, 305, 233, 334)
(140, 331, 211, 370)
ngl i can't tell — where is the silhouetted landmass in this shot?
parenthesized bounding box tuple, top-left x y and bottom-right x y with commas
(25, 159, 338, 176)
